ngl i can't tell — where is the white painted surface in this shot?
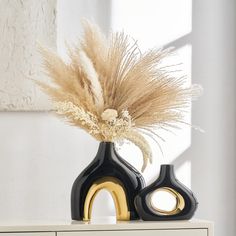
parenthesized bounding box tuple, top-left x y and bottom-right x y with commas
(187, 1, 236, 236)
(58, 230, 207, 236)
(0, 219, 213, 234)
(57, 0, 111, 59)
(0, 0, 56, 111)
(0, 112, 98, 221)
(0, 234, 54, 236)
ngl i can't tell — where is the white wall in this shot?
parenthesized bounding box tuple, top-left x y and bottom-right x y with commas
(189, 1, 236, 235)
(0, 1, 235, 236)
(0, 112, 98, 220)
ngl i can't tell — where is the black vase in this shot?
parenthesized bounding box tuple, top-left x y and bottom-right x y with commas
(71, 142, 145, 221)
(134, 164, 198, 220)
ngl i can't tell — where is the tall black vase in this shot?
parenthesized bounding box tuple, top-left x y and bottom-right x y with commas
(134, 164, 198, 220)
(71, 142, 145, 221)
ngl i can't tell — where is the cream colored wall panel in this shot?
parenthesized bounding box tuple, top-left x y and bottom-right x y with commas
(0, 233, 55, 236)
(57, 229, 207, 236)
(0, 0, 56, 110)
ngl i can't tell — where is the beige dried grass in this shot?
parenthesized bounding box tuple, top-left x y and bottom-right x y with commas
(36, 20, 201, 171)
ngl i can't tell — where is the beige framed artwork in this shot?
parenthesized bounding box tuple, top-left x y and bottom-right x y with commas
(0, 0, 56, 111)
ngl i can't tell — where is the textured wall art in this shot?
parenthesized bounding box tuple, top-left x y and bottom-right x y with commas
(0, 0, 56, 111)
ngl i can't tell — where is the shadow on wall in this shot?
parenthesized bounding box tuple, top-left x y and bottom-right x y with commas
(170, 1, 236, 236)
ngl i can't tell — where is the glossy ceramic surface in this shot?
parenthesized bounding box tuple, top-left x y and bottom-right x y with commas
(134, 164, 198, 220)
(71, 142, 145, 221)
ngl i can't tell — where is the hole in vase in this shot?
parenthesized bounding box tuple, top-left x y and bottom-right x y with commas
(149, 188, 178, 213)
(91, 189, 116, 219)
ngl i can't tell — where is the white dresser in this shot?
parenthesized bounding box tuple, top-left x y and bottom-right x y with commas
(0, 218, 213, 236)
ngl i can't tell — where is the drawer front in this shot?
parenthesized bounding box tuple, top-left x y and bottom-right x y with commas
(0, 233, 55, 236)
(58, 229, 207, 236)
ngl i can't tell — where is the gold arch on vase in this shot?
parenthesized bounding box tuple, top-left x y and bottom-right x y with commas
(83, 177, 130, 221)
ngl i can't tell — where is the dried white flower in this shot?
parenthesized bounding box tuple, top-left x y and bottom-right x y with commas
(101, 109, 118, 122)
(54, 101, 100, 135)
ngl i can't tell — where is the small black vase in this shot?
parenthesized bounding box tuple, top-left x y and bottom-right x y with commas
(134, 164, 198, 220)
(71, 142, 145, 221)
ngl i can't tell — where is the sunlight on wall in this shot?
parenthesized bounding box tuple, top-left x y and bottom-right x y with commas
(111, 0, 192, 183)
(159, 45, 192, 164)
(111, 0, 192, 49)
(57, 0, 111, 59)
(176, 160, 191, 188)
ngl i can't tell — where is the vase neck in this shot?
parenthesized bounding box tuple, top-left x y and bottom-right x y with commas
(158, 164, 176, 181)
(95, 142, 118, 162)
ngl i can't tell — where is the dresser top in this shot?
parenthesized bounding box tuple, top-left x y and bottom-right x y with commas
(0, 217, 213, 232)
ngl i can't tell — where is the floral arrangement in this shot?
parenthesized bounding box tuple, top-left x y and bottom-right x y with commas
(37, 20, 201, 172)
